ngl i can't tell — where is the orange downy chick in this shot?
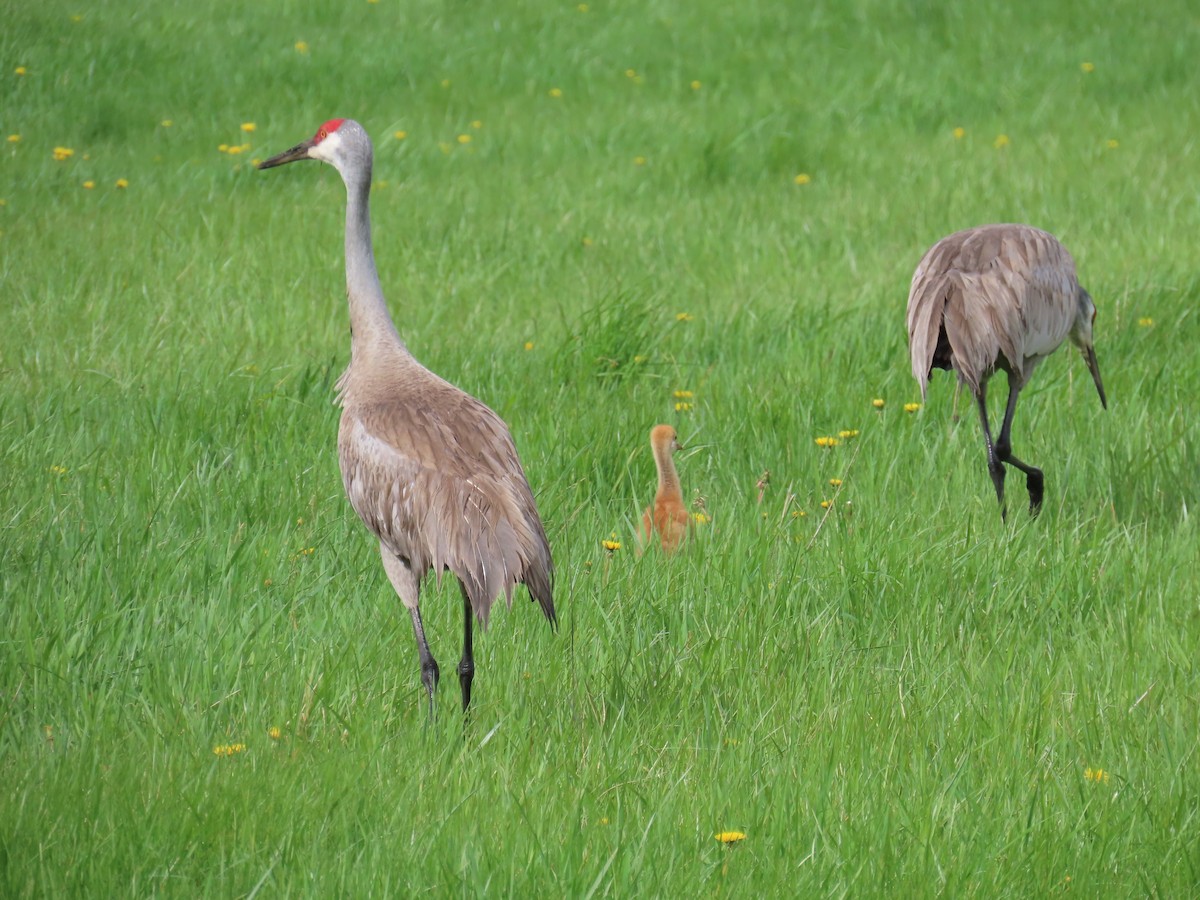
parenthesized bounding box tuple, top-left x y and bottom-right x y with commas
(642, 424, 690, 553)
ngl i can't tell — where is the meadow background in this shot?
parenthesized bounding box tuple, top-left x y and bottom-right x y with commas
(3, 0, 1199, 894)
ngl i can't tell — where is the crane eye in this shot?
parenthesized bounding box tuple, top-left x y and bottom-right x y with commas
(317, 129, 327, 140)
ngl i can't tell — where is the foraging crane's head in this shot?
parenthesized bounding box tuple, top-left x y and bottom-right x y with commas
(1070, 287, 1107, 410)
(257, 118, 372, 184)
(650, 424, 683, 455)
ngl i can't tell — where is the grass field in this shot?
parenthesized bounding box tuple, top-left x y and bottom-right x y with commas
(3, 0, 1199, 894)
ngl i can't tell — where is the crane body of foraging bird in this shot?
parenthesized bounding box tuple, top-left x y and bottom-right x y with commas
(257, 119, 555, 713)
(906, 223, 1107, 518)
(642, 424, 690, 553)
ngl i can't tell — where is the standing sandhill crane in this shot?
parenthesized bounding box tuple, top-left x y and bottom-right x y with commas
(907, 223, 1107, 518)
(257, 119, 555, 713)
(642, 424, 690, 552)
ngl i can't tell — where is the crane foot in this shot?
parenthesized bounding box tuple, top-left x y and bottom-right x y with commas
(1026, 470, 1044, 516)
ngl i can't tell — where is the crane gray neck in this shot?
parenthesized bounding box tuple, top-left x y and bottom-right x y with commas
(342, 157, 404, 357)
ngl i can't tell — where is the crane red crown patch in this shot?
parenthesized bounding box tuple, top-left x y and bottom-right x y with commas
(315, 118, 347, 142)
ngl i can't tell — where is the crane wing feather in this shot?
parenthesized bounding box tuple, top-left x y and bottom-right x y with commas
(907, 224, 1080, 391)
(339, 378, 555, 628)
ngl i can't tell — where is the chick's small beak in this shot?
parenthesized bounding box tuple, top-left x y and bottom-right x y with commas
(1084, 344, 1107, 410)
(257, 138, 316, 170)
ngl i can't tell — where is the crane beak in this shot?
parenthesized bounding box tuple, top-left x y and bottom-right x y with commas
(256, 138, 316, 170)
(1084, 344, 1107, 409)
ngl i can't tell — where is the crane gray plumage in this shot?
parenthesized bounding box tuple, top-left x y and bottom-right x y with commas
(258, 119, 555, 713)
(906, 223, 1107, 517)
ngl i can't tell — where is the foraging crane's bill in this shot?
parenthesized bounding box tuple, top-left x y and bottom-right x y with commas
(907, 223, 1107, 518)
(642, 424, 689, 553)
(258, 119, 555, 713)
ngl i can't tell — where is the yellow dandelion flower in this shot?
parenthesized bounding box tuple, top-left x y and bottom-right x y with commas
(161, 119, 173, 128)
(675, 401, 692, 412)
(625, 68, 637, 79)
(793, 173, 811, 185)
(213, 743, 247, 757)
(690, 80, 702, 90)
(456, 134, 471, 145)
(15, 66, 27, 76)
(632, 354, 647, 363)
(673, 390, 694, 399)
(523, 341, 534, 351)
(820, 500, 832, 509)
(904, 402, 921, 413)
(952, 126, 965, 139)
(598, 816, 609, 824)
(791, 509, 806, 518)
(715, 831, 746, 844)
(581, 236, 593, 246)
(241, 122, 256, 133)
(633, 155, 647, 165)
(52, 147, 74, 161)
(814, 436, 839, 448)
(268, 726, 282, 740)
(829, 478, 843, 487)
(263, 578, 273, 587)
(692, 511, 711, 524)
(1106, 139, 1119, 149)
(549, 87, 563, 98)
(994, 134, 1010, 149)
(226, 144, 250, 155)
(438, 141, 452, 154)
(1138, 317, 1153, 327)
(838, 429, 859, 439)
(872, 398, 885, 409)
(1084, 767, 1110, 784)
(82, 180, 95, 190)
(71, 15, 83, 22)
(578, 3, 589, 11)
(471, 120, 483, 129)
(602, 538, 621, 552)
(49, 465, 68, 475)
(393, 130, 407, 140)
(115, 178, 129, 188)
(294, 41, 309, 53)
(1081, 61, 1095, 73)
(675, 312, 693, 322)
(218, 143, 229, 152)
(6, 134, 20, 143)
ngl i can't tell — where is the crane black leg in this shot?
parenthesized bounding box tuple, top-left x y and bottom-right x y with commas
(995, 377, 1044, 515)
(408, 605, 440, 716)
(975, 385, 1007, 519)
(382, 548, 441, 716)
(457, 583, 475, 712)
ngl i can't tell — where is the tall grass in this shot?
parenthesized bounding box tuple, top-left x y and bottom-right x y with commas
(2, 0, 1198, 894)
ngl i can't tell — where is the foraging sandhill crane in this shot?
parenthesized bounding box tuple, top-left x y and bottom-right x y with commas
(906, 223, 1107, 518)
(642, 424, 690, 552)
(258, 119, 555, 713)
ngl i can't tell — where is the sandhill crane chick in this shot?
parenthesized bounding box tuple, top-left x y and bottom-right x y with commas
(258, 119, 556, 713)
(643, 424, 690, 553)
(906, 223, 1107, 518)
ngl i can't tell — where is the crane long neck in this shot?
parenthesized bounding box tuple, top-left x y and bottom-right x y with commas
(654, 444, 682, 499)
(343, 168, 403, 355)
